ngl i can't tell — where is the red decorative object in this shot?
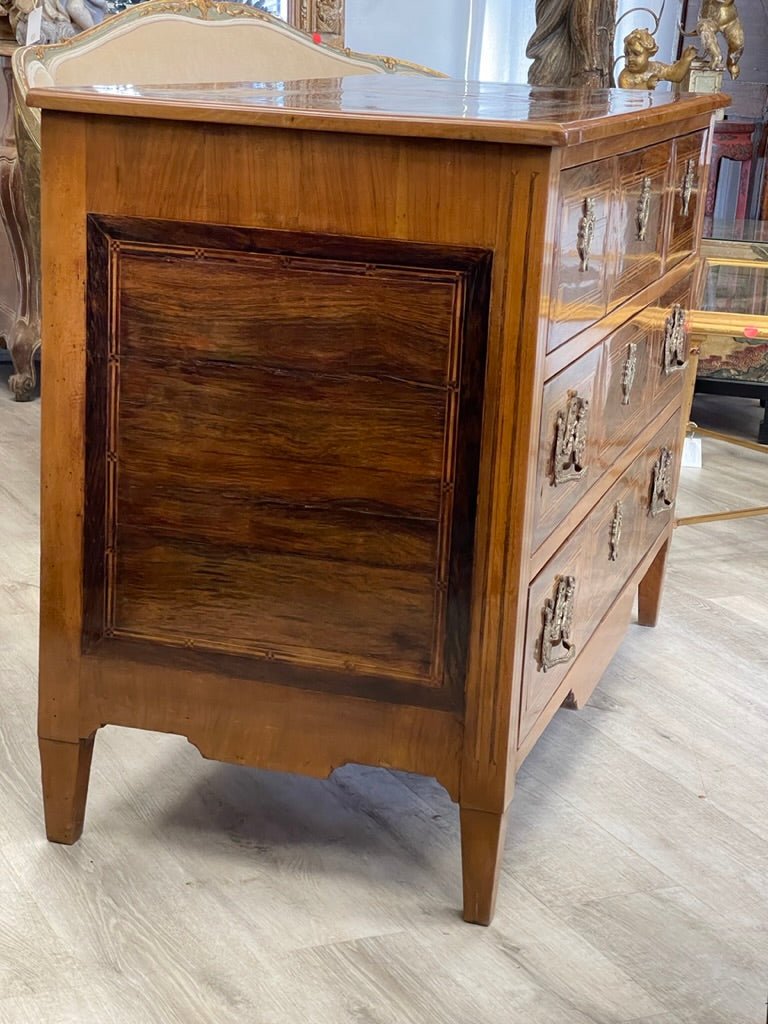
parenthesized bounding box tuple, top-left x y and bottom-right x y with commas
(706, 121, 756, 220)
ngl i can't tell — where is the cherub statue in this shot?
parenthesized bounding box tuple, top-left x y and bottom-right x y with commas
(695, 0, 744, 79)
(9, 0, 107, 44)
(618, 28, 698, 90)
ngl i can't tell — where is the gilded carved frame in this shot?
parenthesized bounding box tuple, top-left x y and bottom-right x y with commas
(287, 0, 344, 47)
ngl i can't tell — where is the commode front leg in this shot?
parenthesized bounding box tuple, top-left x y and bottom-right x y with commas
(459, 805, 510, 925)
(637, 538, 670, 627)
(39, 733, 97, 844)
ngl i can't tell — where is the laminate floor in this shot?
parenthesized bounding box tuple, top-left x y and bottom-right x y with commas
(1, 367, 767, 1024)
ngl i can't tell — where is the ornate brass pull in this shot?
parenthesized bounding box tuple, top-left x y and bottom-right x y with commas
(552, 391, 590, 486)
(609, 501, 623, 561)
(539, 575, 577, 672)
(636, 176, 652, 242)
(621, 342, 638, 406)
(664, 304, 688, 374)
(680, 159, 696, 217)
(577, 196, 596, 272)
(650, 446, 675, 517)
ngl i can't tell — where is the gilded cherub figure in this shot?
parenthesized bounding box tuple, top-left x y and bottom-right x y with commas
(695, 0, 745, 79)
(618, 28, 698, 90)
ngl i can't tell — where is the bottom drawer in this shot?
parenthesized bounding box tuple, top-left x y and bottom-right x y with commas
(518, 412, 681, 745)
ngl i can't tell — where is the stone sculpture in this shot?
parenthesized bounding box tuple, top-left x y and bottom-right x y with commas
(7, 0, 107, 45)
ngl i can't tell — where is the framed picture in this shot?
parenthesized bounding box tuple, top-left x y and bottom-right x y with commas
(286, 0, 344, 47)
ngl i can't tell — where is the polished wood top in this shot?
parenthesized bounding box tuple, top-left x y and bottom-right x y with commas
(28, 76, 729, 147)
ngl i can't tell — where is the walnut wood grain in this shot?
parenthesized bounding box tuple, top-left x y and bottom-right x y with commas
(667, 131, 708, 271)
(613, 142, 670, 305)
(85, 216, 490, 707)
(37, 86, 716, 925)
(27, 77, 727, 147)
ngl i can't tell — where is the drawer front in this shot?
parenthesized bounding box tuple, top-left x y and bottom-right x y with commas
(598, 315, 654, 471)
(613, 143, 670, 305)
(667, 131, 707, 269)
(520, 410, 682, 745)
(532, 345, 602, 549)
(585, 412, 680, 636)
(520, 528, 587, 741)
(548, 160, 613, 352)
(582, 475, 643, 638)
(636, 414, 682, 554)
(652, 272, 694, 411)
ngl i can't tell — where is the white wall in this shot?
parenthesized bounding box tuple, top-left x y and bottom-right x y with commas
(345, 0, 684, 86)
(346, 0, 477, 78)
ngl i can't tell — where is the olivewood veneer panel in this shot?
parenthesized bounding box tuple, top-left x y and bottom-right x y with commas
(84, 216, 491, 707)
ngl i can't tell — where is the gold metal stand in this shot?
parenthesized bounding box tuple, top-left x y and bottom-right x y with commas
(675, 347, 768, 528)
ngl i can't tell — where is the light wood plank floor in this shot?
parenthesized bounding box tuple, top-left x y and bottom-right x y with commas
(1, 368, 766, 1024)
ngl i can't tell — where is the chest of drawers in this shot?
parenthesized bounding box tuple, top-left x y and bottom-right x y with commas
(31, 77, 725, 925)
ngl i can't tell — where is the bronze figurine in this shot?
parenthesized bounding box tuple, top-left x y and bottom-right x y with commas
(618, 28, 698, 90)
(693, 0, 744, 79)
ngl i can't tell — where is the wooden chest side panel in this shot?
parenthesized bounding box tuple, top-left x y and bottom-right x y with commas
(85, 216, 491, 708)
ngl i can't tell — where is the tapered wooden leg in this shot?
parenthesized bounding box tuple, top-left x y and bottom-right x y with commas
(637, 538, 670, 627)
(460, 805, 509, 926)
(39, 734, 96, 844)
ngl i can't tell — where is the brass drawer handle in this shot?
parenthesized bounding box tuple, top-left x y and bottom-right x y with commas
(636, 176, 652, 242)
(664, 304, 689, 374)
(577, 196, 596, 272)
(539, 575, 577, 672)
(609, 500, 623, 561)
(552, 391, 590, 486)
(650, 446, 675, 517)
(680, 159, 696, 217)
(621, 342, 638, 406)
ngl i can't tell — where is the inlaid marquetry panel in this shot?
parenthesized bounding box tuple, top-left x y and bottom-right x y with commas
(613, 142, 670, 304)
(84, 216, 491, 709)
(548, 159, 613, 352)
(667, 131, 707, 270)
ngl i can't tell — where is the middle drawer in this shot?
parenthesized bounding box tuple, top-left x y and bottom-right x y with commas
(532, 272, 693, 551)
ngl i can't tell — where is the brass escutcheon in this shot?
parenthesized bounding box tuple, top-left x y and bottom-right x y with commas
(680, 159, 696, 217)
(636, 176, 652, 242)
(609, 500, 624, 561)
(621, 342, 638, 405)
(650, 446, 675, 517)
(577, 196, 596, 273)
(664, 304, 688, 374)
(539, 575, 577, 672)
(552, 391, 590, 486)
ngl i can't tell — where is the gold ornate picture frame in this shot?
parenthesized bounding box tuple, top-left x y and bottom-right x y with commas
(287, 0, 344, 47)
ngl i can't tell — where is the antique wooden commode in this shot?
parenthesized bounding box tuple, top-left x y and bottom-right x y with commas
(30, 74, 725, 924)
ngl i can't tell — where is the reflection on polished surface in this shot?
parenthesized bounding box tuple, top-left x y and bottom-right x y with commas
(703, 218, 768, 244)
(701, 260, 768, 318)
(699, 219, 768, 320)
(28, 75, 729, 144)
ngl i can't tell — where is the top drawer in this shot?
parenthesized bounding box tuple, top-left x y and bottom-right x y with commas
(667, 131, 707, 270)
(613, 142, 671, 305)
(546, 128, 708, 353)
(548, 159, 613, 353)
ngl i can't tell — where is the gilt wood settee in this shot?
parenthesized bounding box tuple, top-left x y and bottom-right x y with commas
(4, 0, 438, 399)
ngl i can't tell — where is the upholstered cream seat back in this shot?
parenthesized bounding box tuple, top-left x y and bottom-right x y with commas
(21, 14, 391, 91)
(14, 1, 440, 144)
(0, 0, 441, 401)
